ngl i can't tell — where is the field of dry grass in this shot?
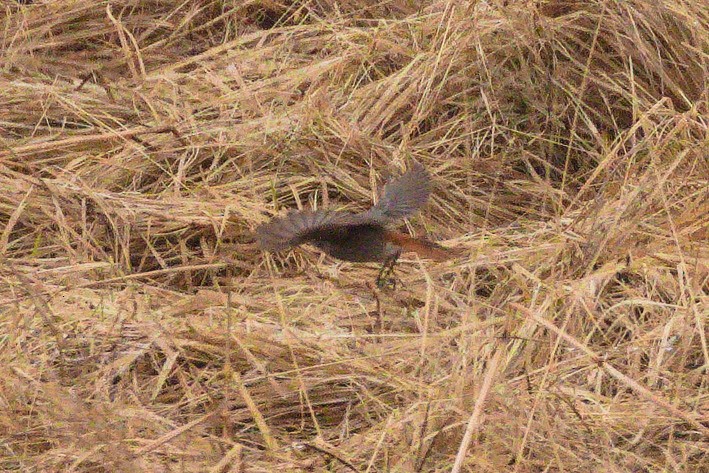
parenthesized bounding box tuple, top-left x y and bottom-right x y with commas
(1, 0, 707, 471)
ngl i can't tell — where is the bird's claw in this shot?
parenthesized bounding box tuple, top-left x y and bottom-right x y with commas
(375, 259, 399, 289)
(376, 274, 397, 290)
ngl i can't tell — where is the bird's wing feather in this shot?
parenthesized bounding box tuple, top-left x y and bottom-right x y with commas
(362, 161, 431, 223)
(256, 210, 354, 251)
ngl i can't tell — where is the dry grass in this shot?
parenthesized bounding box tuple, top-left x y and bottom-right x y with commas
(1, 0, 707, 471)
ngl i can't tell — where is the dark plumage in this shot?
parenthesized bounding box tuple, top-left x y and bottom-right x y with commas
(256, 162, 452, 266)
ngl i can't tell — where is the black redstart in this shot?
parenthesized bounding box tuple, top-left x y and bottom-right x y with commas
(256, 162, 453, 284)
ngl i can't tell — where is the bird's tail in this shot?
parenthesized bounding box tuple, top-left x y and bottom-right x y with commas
(384, 231, 456, 261)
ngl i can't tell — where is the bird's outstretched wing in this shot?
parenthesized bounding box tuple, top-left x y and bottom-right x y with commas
(256, 210, 353, 252)
(362, 161, 431, 223)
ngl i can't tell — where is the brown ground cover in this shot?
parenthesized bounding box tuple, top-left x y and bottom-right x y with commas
(1, 0, 707, 471)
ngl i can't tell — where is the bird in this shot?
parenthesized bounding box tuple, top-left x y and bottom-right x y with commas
(256, 162, 454, 286)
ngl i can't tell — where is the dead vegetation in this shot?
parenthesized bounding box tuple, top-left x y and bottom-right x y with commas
(1, 0, 707, 471)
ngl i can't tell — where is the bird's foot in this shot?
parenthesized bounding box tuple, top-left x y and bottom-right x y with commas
(375, 254, 400, 290)
(376, 273, 398, 290)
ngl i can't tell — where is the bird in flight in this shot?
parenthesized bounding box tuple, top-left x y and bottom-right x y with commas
(256, 162, 454, 286)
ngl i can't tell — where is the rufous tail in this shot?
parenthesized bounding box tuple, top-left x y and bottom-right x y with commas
(384, 231, 455, 261)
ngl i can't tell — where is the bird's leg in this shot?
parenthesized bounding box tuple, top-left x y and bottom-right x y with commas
(376, 249, 401, 289)
(375, 264, 389, 288)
